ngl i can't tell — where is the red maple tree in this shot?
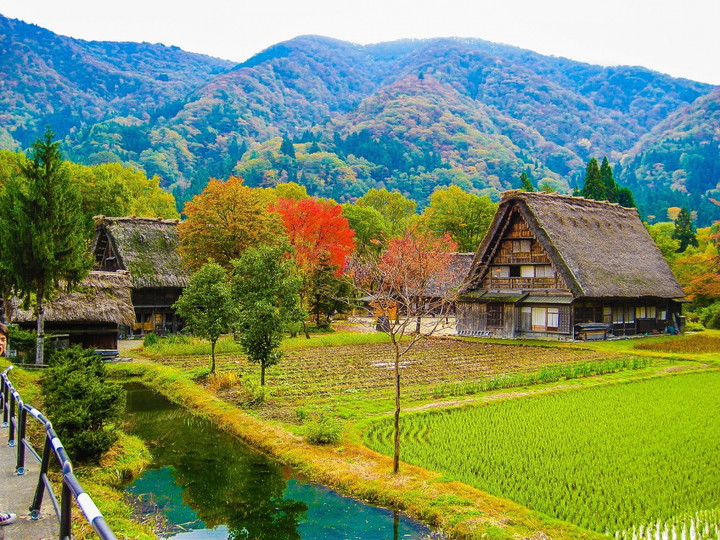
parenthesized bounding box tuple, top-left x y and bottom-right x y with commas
(272, 197, 356, 274)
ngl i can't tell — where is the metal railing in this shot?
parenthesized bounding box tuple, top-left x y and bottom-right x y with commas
(1, 365, 116, 540)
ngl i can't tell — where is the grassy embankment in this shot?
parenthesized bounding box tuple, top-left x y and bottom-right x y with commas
(111, 329, 719, 539)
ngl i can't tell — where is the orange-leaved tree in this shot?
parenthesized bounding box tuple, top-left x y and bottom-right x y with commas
(273, 197, 356, 334)
(178, 176, 285, 271)
(350, 229, 461, 473)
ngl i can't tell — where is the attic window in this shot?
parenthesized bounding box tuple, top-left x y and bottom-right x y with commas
(513, 240, 531, 253)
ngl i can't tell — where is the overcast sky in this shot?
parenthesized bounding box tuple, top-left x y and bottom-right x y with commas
(3, 0, 719, 85)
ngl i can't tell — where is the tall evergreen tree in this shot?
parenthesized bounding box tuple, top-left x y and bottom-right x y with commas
(581, 158, 605, 201)
(672, 207, 699, 252)
(599, 157, 619, 203)
(0, 128, 91, 364)
(519, 172, 535, 192)
(617, 187, 636, 208)
(280, 136, 296, 159)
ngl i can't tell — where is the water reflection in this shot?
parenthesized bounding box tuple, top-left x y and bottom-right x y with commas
(124, 384, 431, 540)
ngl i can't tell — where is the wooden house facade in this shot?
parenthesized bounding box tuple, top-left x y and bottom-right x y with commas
(457, 191, 686, 339)
(91, 216, 190, 334)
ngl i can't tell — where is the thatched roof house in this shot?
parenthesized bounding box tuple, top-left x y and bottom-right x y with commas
(457, 191, 685, 339)
(11, 271, 135, 349)
(92, 216, 188, 289)
(92, 216, 190, 334)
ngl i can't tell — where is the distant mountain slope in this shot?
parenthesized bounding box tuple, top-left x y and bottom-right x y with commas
(1, 21, 717, 222)
(0, 14, 234, 148)
(618, 88, 720, 224)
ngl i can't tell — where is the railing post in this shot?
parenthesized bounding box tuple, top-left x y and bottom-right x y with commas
(16, 404, 27, 474)
(30, 433, 52, 518)
(8, 388, 16, 446)
(1, 376, 7, 427)
(59, 477, 73, 540)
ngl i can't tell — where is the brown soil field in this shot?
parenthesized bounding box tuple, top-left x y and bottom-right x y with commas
(154, 338, 621, 422)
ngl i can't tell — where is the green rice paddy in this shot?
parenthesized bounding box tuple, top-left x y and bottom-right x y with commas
(365, 372, 720, 536)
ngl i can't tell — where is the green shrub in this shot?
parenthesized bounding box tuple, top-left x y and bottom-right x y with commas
(698, 302, 720, 329)
(241, 375, 268, 406)
(6, 325, 36, 362)
(142, 332, 160, 347)
(304, 415, 343, 444)
(40, 347, 126, 463)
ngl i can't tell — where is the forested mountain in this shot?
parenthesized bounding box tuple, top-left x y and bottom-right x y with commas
(617, 88, 720, 223)
(0, 15, 234, 148)
(1, 16, 718, 223)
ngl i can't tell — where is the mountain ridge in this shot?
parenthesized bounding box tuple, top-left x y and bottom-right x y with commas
(1, 16, 718, 224)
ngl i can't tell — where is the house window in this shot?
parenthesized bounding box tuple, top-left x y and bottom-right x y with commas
(659, 310, 667, 320)
(520, 265, 534, 278)
(513, 240, 531, 253)
(487, 304, 504, 327)
(509, 266, 521, 277)
(492, 266, 510, 278)
(535, 265, 555, 278)
(636, 306, 647, 319)
(603, 307, 612, 324)
(530, 306, 560, 331)
(613, 307, 624, 324)
(547, 308, 559, 331)
(647, 306, 656, 318)
(625, 306, 635, 323)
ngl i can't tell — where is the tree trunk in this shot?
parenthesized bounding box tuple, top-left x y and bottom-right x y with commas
(393, 343, 401, 474)
(261, 363, 266, 386)
(303, 321, 310, 339)
(36, 298, 45, 365)
(210, 339, 216, 373)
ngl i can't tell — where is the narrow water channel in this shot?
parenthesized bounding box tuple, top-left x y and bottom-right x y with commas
(123, 384, 433, 540)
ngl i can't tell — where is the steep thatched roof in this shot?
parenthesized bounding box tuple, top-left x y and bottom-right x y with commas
(92, 216, 189, 289)
(11, 271, 136, 326)
(463, 191, 685, 299)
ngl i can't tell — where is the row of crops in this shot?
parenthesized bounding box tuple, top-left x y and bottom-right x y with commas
(157, 338, 622, 419)
(364, 372, 720, 536)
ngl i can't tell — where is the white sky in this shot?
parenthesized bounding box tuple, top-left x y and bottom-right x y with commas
(2, 0, 719, 85)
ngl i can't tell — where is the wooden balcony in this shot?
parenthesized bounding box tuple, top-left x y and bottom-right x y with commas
(493, 253, 550, 264)
(483, 277, 559, 289)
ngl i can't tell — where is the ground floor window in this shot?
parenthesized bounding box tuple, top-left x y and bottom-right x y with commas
(487, 303, 504, 327)
(530, 306, 559, 331)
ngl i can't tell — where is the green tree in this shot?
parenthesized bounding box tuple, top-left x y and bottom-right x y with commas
(356, 188, 416, 237)
(306, 255, 354, 328)
(280, 136, 296, 159)
(419, 185, 497, 252)
(0, 129, 92, 364)
(173, 263, 236, 374)
(232, 244, 305, 386)
(581, 158, 605, 201)
(341, 203, 391, 257)
(599, 157, 619, 203)
(618, 187, 636, 208)
(672, 207, 699, 252)
(519, 172, 535, 192)
(40, 347, 125, 463)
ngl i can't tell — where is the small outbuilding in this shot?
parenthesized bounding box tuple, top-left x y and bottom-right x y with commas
(11, 271, 136, 350)
(456, 191, 686, 339)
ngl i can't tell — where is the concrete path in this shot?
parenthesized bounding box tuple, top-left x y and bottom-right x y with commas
(0, 425, 58, 540)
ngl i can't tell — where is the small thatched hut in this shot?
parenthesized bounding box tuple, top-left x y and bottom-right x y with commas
(11, 271, 135, 349)
(457, 191, 686, 339)
(91, 216, 190, 334)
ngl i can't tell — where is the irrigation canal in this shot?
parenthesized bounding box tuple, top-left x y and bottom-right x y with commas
(124, 383, 432, 539)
